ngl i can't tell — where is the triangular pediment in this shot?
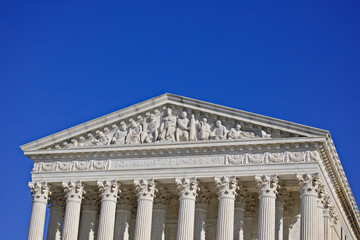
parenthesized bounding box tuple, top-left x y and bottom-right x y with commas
(20, 93, 328, 152)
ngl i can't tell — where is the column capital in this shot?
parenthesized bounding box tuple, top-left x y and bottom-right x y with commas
(135, 178, 157, 201)
(176, 177, 199, 200)
(29, 181, 50, 203)
(154, 188, 172, 209)
(48, 189, 65, 210)
(117, 187, 136, 209)
(297, 173, 322, 197)
(82, 188, 99, 211)
(62, 181, 85, 203)
(244, 193, 256, 216)
(256, 174, 278, 198)
(215, 176, 238, 200)
(196, 186, 212, 209)
(276, 186, 289, 203)
(98, 180, 120, 202)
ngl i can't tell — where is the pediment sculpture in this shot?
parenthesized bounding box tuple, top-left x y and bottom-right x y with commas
(53, 107, 274, 150)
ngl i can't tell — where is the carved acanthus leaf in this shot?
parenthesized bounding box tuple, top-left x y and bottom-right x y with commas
(98, 180, 120, 201)
(134, 179, 157, 200)
(256, 174, 278, 197)
(29, 182, 51, 203)
(62, 181, 85, 202)
(176, 177, 199, 200)
(215, 176, 238, 199)
(297, 173, 322, 197)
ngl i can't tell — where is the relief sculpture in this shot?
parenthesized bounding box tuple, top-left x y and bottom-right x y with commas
(58, 106, 274, 149)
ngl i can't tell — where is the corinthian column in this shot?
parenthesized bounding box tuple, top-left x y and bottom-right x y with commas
(78, 189, 99, 240)
(275, 187, 289, 240)
(243, 194, 255, 240)
(28, 182, 50, 240)
(215, 176, 237, 240)
(176, 177, 199, 240)
(234, 185, 247, 240)
(62, 181, 84, 240)
(114, 188, 135, 240)
(134, 179, 157, 240)
(46, 190, 65, 240)
(194, 186, 212, 240)
(151, 188, 172, 240)
(96, 180, 120, 240)
(297, 173, 322, 240)
(256, 174, 278, 240)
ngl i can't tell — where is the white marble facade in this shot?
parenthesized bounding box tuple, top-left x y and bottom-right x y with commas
(21, 94, 360, 240)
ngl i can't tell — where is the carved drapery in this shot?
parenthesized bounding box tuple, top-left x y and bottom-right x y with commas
(51, 106, 276, 150)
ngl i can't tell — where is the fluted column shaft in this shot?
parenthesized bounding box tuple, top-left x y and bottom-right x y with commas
(283, 212, 291, 240)
(318, 201, 324, 240)
(234, 202, 245, 240)
(78, 206, 97, 240)
(298, 173, 321, 240)
(275, 199, 284, 240)
(194, 204, 207, 240)
(114, 205, 132, 240)
(176, 177, 199, 240)
(151, 206, 166, 240)
(134, 179, 157, 240)
(256, 175, 278, 240)
(216, 176, 237, 240)
(47, 192, 65, 240)
(28, 182, 50, 240)
(62, 181, 84, 240)
(47, 205, 65, 240)
(244, 213, 253, 240)
(97, 180, 120, 240)
(194, 187, 211, 240)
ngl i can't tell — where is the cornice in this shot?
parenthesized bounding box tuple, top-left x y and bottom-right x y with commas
(25, 137, 323, 160)
(319, 135, 360, 238)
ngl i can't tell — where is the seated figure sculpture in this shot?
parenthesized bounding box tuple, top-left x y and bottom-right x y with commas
(210, 120, 228, 140)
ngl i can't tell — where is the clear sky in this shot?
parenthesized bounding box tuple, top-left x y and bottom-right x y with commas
(1, 0, 360, 238)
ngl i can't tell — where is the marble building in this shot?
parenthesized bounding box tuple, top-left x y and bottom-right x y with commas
(21, 93, 360, 240)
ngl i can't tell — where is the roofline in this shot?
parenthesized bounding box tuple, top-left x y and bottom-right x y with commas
(20, 93, 329, 151)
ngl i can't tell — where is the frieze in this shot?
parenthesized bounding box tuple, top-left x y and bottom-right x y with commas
(32, 150, 321, 173)
(48, 106, 283, 150)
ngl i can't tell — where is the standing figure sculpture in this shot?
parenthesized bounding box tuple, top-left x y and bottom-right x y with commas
(197, 118, 211, 140)
(159, 108, 177, 141)
(210, 120, 228, 140)
(111, 122, 127, 145)
(189, 114, 197, 141)
(176, 111, 190, 141)
(143, 114, 160, 143)
(126, 118, 142, 144)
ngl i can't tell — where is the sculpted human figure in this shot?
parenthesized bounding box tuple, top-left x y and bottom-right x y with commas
(210, 120, 228, 140)
(96, 130, 109, 145)
(111, 122, 127, 145)
(126, 118, 142, 144)
(143, 114, 160, 143)
(159, 108, 177, 141)
(88, 133, 101, 146)
(176, 111, 190, 141)
(197, 118, 211, 140)
(228, 124, 242, 139)
(189, 114, 197, 141)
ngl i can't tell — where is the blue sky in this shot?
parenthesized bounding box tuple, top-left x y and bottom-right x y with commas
(1, 0, 360, 238)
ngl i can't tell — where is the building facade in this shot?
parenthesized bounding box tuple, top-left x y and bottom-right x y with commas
(21, 94, 360, 240)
